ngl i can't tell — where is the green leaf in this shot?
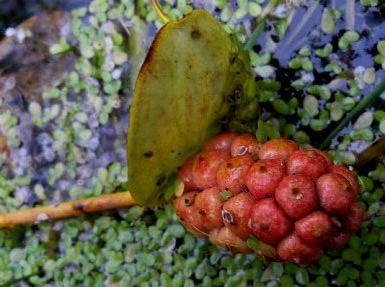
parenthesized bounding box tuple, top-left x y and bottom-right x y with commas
(127, 10, 255, 205)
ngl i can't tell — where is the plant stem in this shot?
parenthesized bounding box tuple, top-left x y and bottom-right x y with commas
(151, 0, 171, 23)
(0, 191, 134, 229)
(320, 79, 385, 149)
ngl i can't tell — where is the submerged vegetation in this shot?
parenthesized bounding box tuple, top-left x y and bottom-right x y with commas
(0, 0, 385, 286)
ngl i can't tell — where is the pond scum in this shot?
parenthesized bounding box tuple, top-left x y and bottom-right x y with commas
(0, 0, 385, 286)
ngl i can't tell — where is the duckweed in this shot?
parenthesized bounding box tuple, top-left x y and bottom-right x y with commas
(1, 0, 385, 286)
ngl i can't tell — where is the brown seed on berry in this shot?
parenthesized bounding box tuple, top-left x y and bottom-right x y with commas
(217, 154, 254, 194)
(203, 132, 239, 154)
(194, 187, 224, 230)
(246, 159, 286, 200)
(317, 173, 355, 215)
(295, 211, 333, 246)
(249, 198, 292, 246)
(230, 134, 261, 159)
(259, 138, 299, 161)
(275, 175, 318, 220)
(277, 233, 324, 265)
(192, 150, 229, 189)
(222, 192, 256, 239)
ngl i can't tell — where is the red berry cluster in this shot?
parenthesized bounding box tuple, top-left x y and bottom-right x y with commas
(173, 133, 366, 265)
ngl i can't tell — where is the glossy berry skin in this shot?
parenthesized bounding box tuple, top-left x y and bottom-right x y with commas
(326, 230, 351, 251)
(259, 138, 299, 161)
(317, 173, 355, 215)
(203, 132, 238, 154)
(192, 150, 229, 189)
(194, 187, 224, 230)
(173, 192, 207, 236)
(295, 211, 333, 246)
(246, 159, 286, 200)
(230, 134, 261, 159)
(329, 165, 360, 196)
(209, 227, 251, 253)
(249, 198, 292, 246)
(343, 202, 366, 233)
(287, 149, 330, 179)
(217, 155, 254, 194)
(275, 175, 318, 220)
(277, 233, 324, 265)
(222, 192, 256, 239)
(177, 155, 198, 192)
(174, 133, 365, 265)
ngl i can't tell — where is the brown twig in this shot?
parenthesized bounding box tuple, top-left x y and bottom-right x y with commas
(0, 191, 134, 228)
(355, 136, 385, 170)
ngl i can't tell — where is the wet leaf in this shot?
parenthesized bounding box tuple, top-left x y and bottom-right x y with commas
(127, 10, 255, 205)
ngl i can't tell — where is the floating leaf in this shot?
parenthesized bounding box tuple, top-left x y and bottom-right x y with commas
(127, 10, 255, 205)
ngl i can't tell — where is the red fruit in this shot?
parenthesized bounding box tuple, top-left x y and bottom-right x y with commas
(326, 230, 351, 250)
(287, 148, 330, 179)
(192, 150, 229, 189)
(342, 202, 366, 233)
(217, 155, 254, 194)
(246, 159, 286, 200)
(222, 192, 256, 239)
(275, 175, 318, 220)
(194, 187, 224, 230)
(209, 227, 251, 253)
(277, 233, 324, 265)
(177, 155, 198, 192)
(259, 138, 299, 161)
(203, 132, 238, 154)
(317, 173, 355, 215)
(249, 198, 292, 246)
(330, 165, 360, 196)
(173, 192, 207, 236)
(230, 134, 261, 159)
(295, 211, 333, 246)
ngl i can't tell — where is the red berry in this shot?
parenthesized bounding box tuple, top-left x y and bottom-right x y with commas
(209, 227, 251, 253)
(275, 175, 318, 220)
(249, 198, 292, 246)
(342, 202, 366, 233)
(217, 155, 254, 194)
(203, 132, 238, 154)
(308, 147, 333, 166)
(259, 138, 299, 161)
(326, 230, 351, 250)
(295, 211, 333, 246)
(246, 159, 286, 200)
(287, 148, 330, 179)
(194, 187, 224, 230)
(222, 192, 256, 240)
(177, 155, 198, 192)
(317, 173, 355, 215)
(192, 150, 229, 189)
(173, 192, 207, 236)
(329, 165, 360, 196)
(277, 233, 324, 265)
(230, 134, 261, 159)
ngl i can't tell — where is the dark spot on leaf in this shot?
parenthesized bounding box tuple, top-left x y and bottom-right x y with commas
(156, 174, 168, 188)
(191, 29, 201, 39)
(144, 151, 154, 158)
